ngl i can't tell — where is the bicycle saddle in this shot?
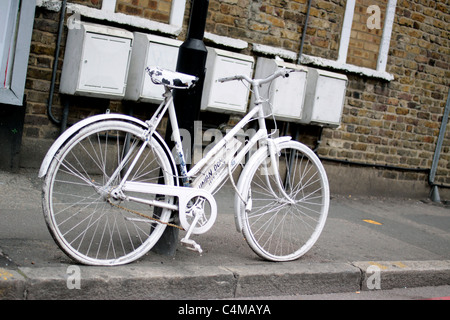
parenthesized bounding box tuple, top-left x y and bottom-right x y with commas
(146, 67, 198, 89)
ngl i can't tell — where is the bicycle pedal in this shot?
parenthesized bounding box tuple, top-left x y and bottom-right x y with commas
(181, 238, 203, 255)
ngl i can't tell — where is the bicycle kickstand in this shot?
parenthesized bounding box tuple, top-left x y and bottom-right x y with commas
(180, 211, 203, 255)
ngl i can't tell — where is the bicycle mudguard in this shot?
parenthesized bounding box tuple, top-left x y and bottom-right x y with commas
(38, 113, 177, 181)
(233, 136, 292, 233)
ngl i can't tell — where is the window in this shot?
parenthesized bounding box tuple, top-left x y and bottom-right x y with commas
(301, 0, 397, 80)
(42, 0, 188, 35)
(0, 0, 36, 106)
(346, 0, 388, 70)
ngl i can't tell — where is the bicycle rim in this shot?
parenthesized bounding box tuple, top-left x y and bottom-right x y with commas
(241, 141, 329, 261)
(43, 121, 175, 266)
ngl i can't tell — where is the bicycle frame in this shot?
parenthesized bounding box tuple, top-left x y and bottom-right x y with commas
(104, 69, 295, 250)
(39, 64, 331, 264)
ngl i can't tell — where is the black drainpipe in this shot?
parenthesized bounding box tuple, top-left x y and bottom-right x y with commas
(47, 0, 70, 134)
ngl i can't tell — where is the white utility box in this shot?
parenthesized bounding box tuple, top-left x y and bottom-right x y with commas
(59, 22, 133, 99)
(301, 68, 347, 128)
(125, 33, 181, 103)
(253, 57, 308, 122)
(201, 48, 254, 114)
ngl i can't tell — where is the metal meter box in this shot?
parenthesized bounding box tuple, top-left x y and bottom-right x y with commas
(253, 57, 308, 122)
(302, 68, 348, 128)
(125, 33, 181, 103)
(59, 22, 133, 99)
(201, 48, 254, 114)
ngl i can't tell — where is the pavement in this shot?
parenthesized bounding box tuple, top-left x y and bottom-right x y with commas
(0, 168, 449, 300)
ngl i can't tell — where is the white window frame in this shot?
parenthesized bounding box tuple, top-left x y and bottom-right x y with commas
(0, 0, 36, 106)
(300, 0, 397, 81)
(37, 0, 187, 36)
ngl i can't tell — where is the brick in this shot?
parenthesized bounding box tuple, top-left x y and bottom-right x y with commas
(144, 11, 169, 22)
(367, 136, 382, 144)
(373, 104, 387, 112)
(26, 79, 50, 92)
(411, 13, 426, 22)
(250, 22, 269, 32)
(30, 43, 55, 56)
(395, 107, 409, 115)
(158, 1, 171, 13)
(117, 4, 143, 16)
(311, 37, 329, 48)
(352, 143, 368, 151)
(213, 13, 236, 26)
(265, 15, 285, 28)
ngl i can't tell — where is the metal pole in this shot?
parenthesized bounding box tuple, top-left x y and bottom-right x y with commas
(429, 87, 450, 202)
(153, 0, 209, 255)
(297, 0, 312, 65)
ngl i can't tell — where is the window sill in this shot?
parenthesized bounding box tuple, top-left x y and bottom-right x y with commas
(204, 32, 248, 50)
(300, 54, 394, 81)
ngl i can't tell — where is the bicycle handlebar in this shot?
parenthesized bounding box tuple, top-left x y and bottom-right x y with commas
(218, 74, 250, 83)
(218, 68, 295, 86)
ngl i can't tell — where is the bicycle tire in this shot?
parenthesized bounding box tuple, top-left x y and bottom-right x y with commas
(238, 140, 329, 262)
(42, 120, 176, 266)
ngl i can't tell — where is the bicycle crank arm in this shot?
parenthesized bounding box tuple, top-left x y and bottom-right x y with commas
(181, 210, 204, 255)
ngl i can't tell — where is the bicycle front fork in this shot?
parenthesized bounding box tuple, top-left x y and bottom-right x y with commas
(265, 138, 295, 203)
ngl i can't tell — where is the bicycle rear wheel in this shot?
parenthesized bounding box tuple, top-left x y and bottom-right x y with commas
(239, 140, 329, 262)
(43, 120, 176, 266)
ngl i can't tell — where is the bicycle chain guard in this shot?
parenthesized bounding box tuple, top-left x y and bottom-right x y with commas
(121, 181, 217, 235)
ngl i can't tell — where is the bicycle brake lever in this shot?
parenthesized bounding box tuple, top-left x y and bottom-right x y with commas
(284, 69, 296, 78)
(280, 68, 294, 78)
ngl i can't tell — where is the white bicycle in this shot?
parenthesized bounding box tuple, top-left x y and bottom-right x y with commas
(38, 66, 330, 266)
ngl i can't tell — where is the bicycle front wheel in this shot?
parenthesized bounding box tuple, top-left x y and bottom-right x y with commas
(239, 140, 329, 262)
(43, 120, 176, 266)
